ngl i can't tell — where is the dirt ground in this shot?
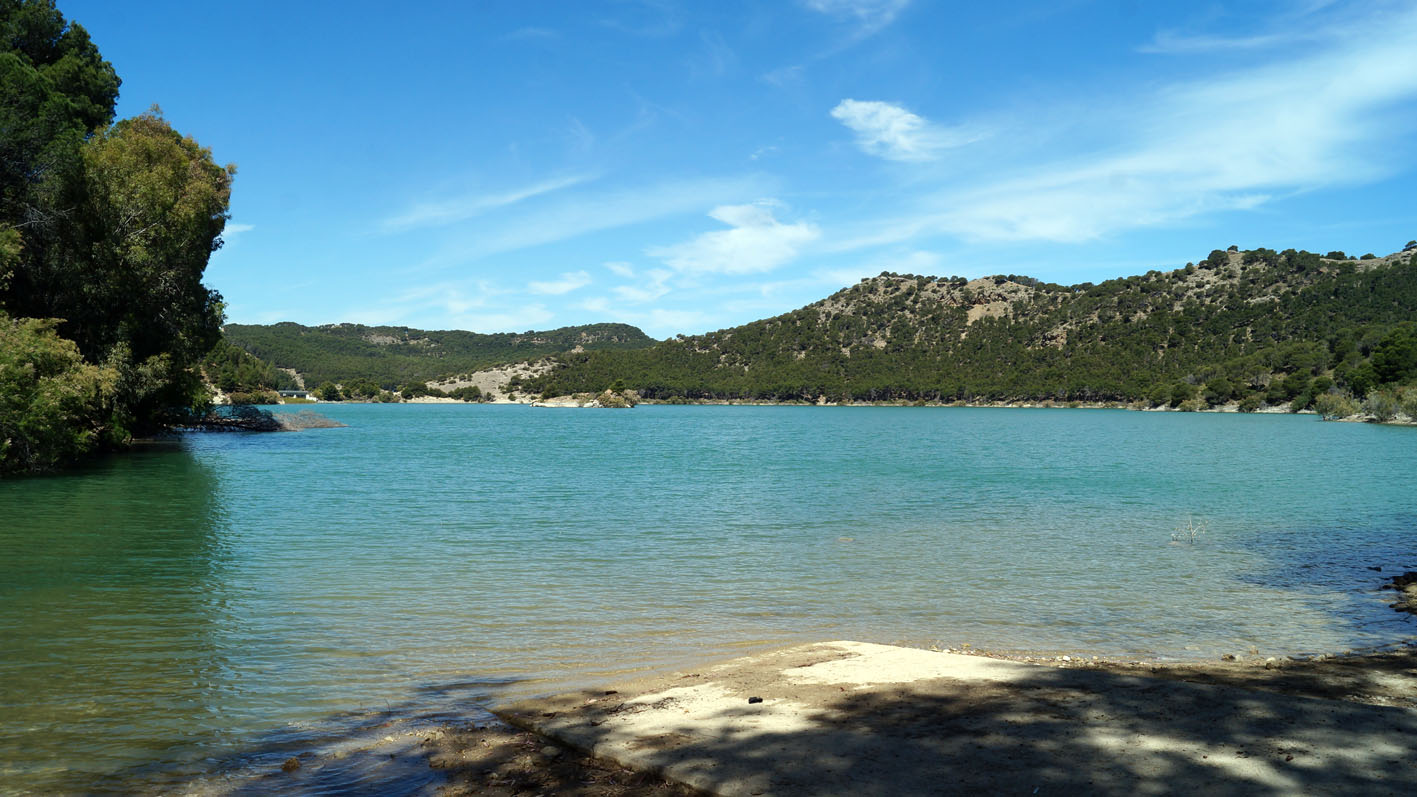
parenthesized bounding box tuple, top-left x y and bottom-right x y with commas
(427, 721, 699, 796)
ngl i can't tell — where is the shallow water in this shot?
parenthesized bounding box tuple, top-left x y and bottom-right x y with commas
(2, 405, 1415, 793)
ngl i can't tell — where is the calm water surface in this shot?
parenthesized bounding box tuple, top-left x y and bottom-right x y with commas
(2, 405, 1416, 793)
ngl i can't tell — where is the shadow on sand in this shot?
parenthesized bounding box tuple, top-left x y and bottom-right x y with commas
(499, 643, 1417, 796)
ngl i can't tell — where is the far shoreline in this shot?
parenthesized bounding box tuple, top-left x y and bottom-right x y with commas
(285, 395, 1417, 427)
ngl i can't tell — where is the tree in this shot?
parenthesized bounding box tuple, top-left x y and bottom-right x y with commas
(0, 0, 119, 313)
(2, 3, 233, 472)
(0, 312, 117, 473)
(314, 381, 342, 401)
(1370, 327, 1417, 384)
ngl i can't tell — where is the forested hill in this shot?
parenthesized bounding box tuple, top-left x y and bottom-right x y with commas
(526, 246, 1417, 409)
(222, 321, 654, 389)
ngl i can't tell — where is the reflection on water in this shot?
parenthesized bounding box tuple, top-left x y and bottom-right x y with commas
(2, 406, 1416, 793)
(0, 442, 227, 791)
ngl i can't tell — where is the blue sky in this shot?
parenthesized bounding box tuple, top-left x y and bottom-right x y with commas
(63, 0, 1417, 338)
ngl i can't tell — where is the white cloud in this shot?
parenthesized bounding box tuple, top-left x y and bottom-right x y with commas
(528, 270, 592, 295)
(223, 222, 254, 237)
(803, 0, 910, 37)
(612, 268, 673, 302)
(647, 202, 819, 274)
(825, 6, 1417, 246)
(418, 174, 775, 270)
(381, 174, 594, 233)
(830, 99, 983, 161)
(1139, 30, 1301, 54)
(604, 261, 636, 278)
(761, 64, 805, 87)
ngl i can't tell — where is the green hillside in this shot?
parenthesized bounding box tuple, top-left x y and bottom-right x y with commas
(526, 246, 1417, 410)
(222, 321, 655, 389)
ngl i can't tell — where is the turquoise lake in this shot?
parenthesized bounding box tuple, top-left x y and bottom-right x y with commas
(3, 405, 1416, 793)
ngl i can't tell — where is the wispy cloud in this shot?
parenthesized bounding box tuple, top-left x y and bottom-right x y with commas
(836, 6, 1417, 245)
(528, 270, 592, 295)
(648, 201, 819, 274)
(219, 223, 254, 247)
(691, 30, 737, 77)
(604, 261, 636, 278)
(1139, 30, 1303, 54)
(831, 100, 984, 161)
(802, 0, 910, 38)
(418, 174, 775, 269)
(505, 26, 558, 41)
(381, 174, 594, 233)
(612, 268, 673, 302)
(1139, 0, 1345, 54)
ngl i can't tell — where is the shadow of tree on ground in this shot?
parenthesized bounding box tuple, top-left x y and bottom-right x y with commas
(502, 644, 1417, 796)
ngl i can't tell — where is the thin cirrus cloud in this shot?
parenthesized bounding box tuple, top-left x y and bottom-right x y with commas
(647, 202, 819, 275)
(528, 270, 592, 295)
(803, 0, 911, 38)
(380, 174, 594, 233)
(828, 6, 1417, 247)
(612, 268, 673, 303)
(830, 99, 984, 162)
(417, 174, 776, 271)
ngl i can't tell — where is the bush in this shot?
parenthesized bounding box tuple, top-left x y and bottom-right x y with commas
(1314, 392, 1359, 420)
(1, 314, 119, 474)
(446, 385, 483, 402)
(1238, 395, 1263, 413)
(1325, 251, 1348, 260)
(227, 389, 280, 405)
(314, 381, 343, 401)
(1362, 390, 1400, 422)
(1399, 387, 1417, 420)
(1169, 382, 1196, 408)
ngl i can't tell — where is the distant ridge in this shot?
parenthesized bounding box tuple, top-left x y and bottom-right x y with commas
(222, 321, 654, 389)
(525, 246, 1417, 408)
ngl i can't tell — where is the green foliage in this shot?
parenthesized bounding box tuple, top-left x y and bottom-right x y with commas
(527, 248, 1417, 410)
(1203, 377, 1235, 404)
(226, 389, 279, 406)
(340, 378, 382, 400)
(221, 321, 654, 389)
(1168, 382, 1196, 408)
(1369, 325, 1417, 384)
(0, 3, 231, 473)
(204, 338, 289, 394)
(314, 381, 342, 402)
(0, 312, 117, 473)
(1314, 392, 1359, 420)
(444, 385, 484, 402)
(1326, 251, 1348, 260)
(1400, 387, 1417, 421)
(1362, 390, 1400, 422)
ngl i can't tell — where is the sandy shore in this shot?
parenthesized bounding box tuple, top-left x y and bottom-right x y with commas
(228, 641, 1410, 796)
(488, 641, 1417, 795)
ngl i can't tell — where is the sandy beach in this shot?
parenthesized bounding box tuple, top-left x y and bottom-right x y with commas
(220, 640, 1417, 796)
